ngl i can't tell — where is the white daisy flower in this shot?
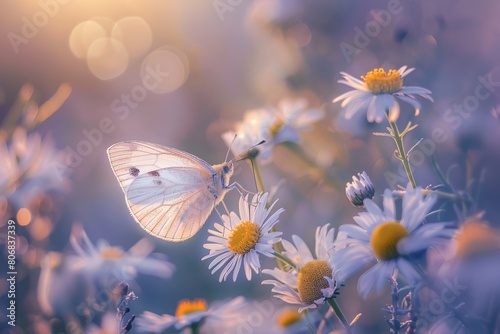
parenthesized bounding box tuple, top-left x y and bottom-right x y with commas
(331, 184, 454, 298)
(345, 171, 375, 207)
(223, 98, 323, 163)
(262, 224, 338, 312)
(202, 192, 283, 282)
(271, 98, 324, 144)
(222, 108, 272, 161)
(136, 297, 245, 332)
(332, 66, 433, 123)
(68, 225, 175, 281)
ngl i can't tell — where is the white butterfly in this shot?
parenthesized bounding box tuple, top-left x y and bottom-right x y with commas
(107, 141, 237, 242)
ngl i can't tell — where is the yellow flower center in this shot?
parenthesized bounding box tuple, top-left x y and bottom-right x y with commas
(362, 68, 403, 94)
(269, 119, 285, 137)
(277, 308, 303, 328)
(100, 247, 124, 260)
(175, 299, 207, 318)
(370, 221, 409, 261)
(297, 260, 332, 305)
(227, 221, 261, 254)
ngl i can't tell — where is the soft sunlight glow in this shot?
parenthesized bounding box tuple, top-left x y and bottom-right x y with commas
(140, 46, 189, 94)
(87, 37, 129, 80)
(112, 17, 152, 58)
(69, 20, 106, 59)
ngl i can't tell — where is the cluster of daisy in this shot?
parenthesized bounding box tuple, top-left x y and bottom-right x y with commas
(10, 65, 498, 334)
(154, 65, 497, 334)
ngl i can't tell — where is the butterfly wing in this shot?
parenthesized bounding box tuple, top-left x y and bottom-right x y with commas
(107, 141, 218, 242)
(126, 168, 216, 241)
(107, 141, 214, 193)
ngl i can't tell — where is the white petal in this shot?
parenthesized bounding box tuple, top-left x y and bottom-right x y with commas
(396, 258, 420, 283)
(339, 224, 370, 241)
(232, 254, 243, 281)
(386, 96, 400, 122)
(398, 66, 414, 77)
(383, 189, 396, 221)
(291, 235, 314, 265)
(337, 76, 369, 91)
(262, 268, 298, 288)
(375, 261, 395, 293)
(339, 71, 366, 86)
(332, 245, 373, 282)
(206, 251, 231, 270)
(352, 214, 374, 231)
(364, 198, 384, 218)
(397, 235, 424, 255)
(357, 264, 379, 298)
(333, 90, 364, 105)
(342, 94, 372, 120)
(373, 94, 394, 123)
(400, 86, 433, 101)
(366, 95, 379, 122)
(315, 224, 330, 260)
(396, 95, 422, 116)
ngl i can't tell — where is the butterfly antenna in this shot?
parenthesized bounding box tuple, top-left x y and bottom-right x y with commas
(231, 140, 266, 163)
(224, 134, 238, 163)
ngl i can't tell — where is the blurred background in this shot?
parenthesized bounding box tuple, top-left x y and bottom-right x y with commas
(1, 0, 500, 333)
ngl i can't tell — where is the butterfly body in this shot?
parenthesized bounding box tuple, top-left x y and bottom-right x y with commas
(107, 141, 235, 242)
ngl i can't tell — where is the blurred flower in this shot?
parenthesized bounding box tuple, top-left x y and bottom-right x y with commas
(203, 192, 283, 282)
(0, 128, 67, 205)
(276, 308, 304, 329)
(262, 224, 338, 312)
(223, 98, 323, 163)
(69, 224, 175, 281)
(453, 219, 500, 258)
(332, 185, 453, 298)
(247, 0, 302, 32)
(136, 297, 245, 332)
(271, 98, 324, 143)
(87, 313, 118, 334)
(37, 251, 89, 317)
(332, 66, 433, 123)
(345, 171, 375, 207)
(223, 109, 270, 161)
(434, 219, 500, 332)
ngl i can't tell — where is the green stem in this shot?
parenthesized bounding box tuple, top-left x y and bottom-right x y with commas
(422, 189, 457, 200)
(327, 298, 353, 334)
(273, 252, 296, 270)
(250, 158, 266, 194)
(392, 189, 459, 201)
(189, 322, 201, 334)
(388, 119, 417, 189)
(249, 158, 286, 271)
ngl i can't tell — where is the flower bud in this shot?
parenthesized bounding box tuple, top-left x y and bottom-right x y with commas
(345, 171, 375, 207)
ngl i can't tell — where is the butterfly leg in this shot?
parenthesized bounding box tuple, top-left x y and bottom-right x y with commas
(221, 200, 231, 216)
(227, 182, 258, 196)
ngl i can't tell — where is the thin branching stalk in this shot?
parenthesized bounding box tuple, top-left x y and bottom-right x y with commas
(387, 116, 417, 189)
(327, 298, 353, 334)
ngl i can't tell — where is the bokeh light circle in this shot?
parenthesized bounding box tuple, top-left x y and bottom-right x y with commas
(87, 37, 129, 80)
(140, 46, 189, 94)
(69, 20, 106, 59)
(112, 17, 152, 58)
